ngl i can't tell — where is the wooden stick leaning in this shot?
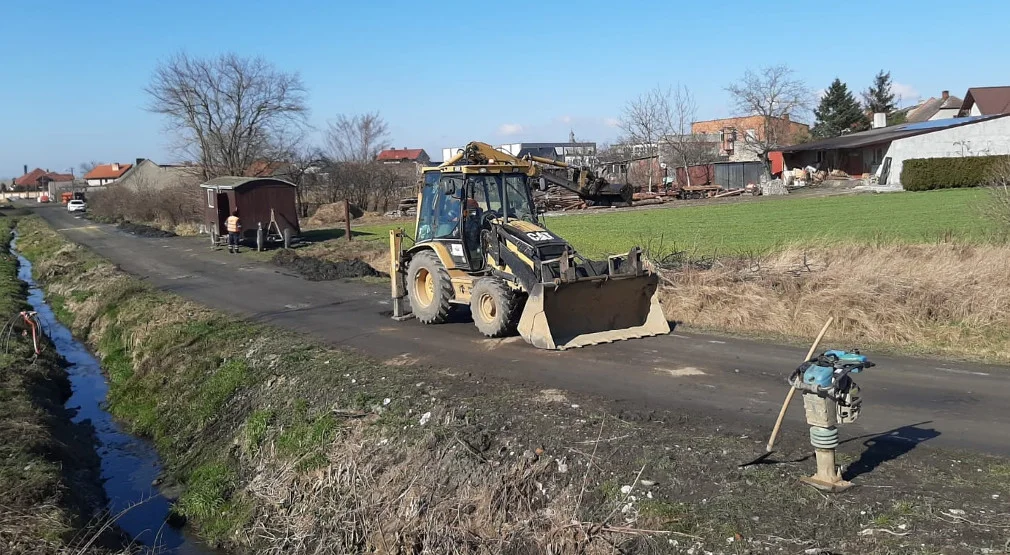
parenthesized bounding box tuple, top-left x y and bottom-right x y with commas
(765, 316, 834, 453)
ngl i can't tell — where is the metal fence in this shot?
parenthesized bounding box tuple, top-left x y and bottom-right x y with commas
(713, 162, 763, 190)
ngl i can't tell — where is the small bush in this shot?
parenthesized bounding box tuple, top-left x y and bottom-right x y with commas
(902, 155, 1010, 191)
(90, 182, 203, 228)
(982, 157, 1010, 229)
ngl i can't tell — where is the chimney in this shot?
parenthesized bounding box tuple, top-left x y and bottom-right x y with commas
(942, 90, 950, 100)
(112, 162, 120, 172)
(135, 158, 145, 167)
(872, 112, 887, 129)
(23, 164, 27, 176)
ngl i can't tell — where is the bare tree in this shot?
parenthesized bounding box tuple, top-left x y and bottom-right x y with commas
(146, 52, 308, 179)
(620, 86, 717, 190)
(726, 65, 811, 176)
(78, 161, 103, 176)
(619, 88, 669, 192)
(320, 112, 403, 211)
(325, 112, 390, 163)
(661, 85, 718, 186)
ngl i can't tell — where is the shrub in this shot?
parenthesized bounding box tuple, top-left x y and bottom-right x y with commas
(90, 182, 203, 228)
(902, 155, 1010, 191)
(982, 157, 1010, 229)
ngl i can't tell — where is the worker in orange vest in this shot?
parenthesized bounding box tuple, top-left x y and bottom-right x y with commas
(226, 209, 242, 253)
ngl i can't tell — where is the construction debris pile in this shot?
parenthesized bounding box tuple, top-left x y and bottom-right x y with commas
(384, 197, 417, 218)
(786, 167, 873, 189)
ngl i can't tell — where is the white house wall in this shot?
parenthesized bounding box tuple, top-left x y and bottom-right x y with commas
(881, 116, 1010, 186)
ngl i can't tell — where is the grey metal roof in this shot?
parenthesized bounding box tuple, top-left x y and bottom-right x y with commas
(779, 114, 1008, 152)
(200, 176, 296, 189)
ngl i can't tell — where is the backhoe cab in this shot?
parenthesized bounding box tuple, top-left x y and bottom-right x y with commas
(389, 142, 669, 350)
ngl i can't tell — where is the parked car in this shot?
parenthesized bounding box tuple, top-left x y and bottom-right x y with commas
(67, 199, 87, 213)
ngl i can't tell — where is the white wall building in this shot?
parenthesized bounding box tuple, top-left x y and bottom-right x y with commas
(780, 114, 1010, 187)
(881, 114, 1010, 183)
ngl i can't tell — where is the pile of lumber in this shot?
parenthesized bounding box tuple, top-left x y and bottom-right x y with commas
(384, 197, 417, 218)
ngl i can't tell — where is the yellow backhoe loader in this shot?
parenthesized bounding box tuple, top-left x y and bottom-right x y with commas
(388, 142, 669, 350)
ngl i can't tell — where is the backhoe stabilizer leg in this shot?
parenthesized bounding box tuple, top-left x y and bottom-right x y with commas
(390, 229, 414, 321)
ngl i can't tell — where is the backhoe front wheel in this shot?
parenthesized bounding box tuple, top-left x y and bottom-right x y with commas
(470, 278, 523, 337)
(407, 250, 453, 324)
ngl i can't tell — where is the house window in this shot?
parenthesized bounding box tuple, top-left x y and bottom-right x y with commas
(207, 189, 215, 208)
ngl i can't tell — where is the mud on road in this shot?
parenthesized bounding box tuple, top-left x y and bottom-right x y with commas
(115, 220, 177, 238)
(272, 248, 383, 280)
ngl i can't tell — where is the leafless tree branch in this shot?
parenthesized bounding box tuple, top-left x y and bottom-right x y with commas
(725, 65, 811, 174)
(146, 52, 308, 179)
(325, 112, 390, 163)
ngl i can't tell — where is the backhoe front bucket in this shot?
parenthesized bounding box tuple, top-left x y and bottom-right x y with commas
(517, 273, 670, 350)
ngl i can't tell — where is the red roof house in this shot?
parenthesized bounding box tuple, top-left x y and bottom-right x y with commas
(376, 149, 430, 164)
(84, 163, 132, 186)
(14, 168, 48, 189)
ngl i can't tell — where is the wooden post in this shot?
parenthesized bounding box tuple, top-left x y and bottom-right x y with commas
(344, 199, 352, 242)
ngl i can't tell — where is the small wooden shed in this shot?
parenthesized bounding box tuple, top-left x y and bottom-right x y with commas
(200, 176, 300, 242)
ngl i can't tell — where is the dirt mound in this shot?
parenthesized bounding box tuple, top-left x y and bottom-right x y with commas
(306, 202, 364, 228)
(116, 221, 177, 238)
(273, 249, 383, 280)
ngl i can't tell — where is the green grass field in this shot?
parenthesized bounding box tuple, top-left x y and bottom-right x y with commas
(355, 188, 1001, 258)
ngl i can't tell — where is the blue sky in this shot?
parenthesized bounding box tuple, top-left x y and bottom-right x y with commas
(3, 0, 1008, 177)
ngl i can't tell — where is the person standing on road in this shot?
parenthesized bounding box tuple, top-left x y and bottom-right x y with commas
(226, 209, 242, 253)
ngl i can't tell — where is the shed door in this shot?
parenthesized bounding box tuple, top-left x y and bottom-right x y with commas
(217, 193, 231, 234)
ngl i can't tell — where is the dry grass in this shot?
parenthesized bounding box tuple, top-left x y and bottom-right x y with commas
(660, 242, 1010, 362)
(20, 214, 1010, 554)
(241, 419, 669, 554)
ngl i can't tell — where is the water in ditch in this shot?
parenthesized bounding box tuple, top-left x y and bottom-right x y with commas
(12, 237, 215, 554)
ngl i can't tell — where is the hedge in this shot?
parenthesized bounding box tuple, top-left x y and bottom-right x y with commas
(902, 155, 1010, 191)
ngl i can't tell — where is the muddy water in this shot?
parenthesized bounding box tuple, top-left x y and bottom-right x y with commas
(12, 238, 215, 554)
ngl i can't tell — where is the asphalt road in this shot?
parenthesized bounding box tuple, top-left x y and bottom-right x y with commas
(29, 204, 1010, 456)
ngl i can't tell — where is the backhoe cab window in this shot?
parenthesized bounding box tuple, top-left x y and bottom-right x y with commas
(466, 174, 536, 224)
(468, 175, 502, 215)
(504, 175, 536, 223)
(435, 176, 464, 239)
(416, 171, 441, 241)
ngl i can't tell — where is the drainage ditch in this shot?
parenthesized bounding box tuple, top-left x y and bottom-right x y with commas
(12, 234, 215, 554)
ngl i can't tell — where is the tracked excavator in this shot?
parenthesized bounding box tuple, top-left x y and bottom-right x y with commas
(388, 142, 669, 350)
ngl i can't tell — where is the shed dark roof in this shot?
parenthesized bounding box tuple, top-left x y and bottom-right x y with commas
(200, 176, 296, 190)
(778, 114, 1007, 153)
(960, 87, 1010, 116)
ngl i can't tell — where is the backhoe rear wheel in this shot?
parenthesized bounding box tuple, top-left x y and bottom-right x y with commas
(470, 278, 523, 337)
(407, 250, 453, 324)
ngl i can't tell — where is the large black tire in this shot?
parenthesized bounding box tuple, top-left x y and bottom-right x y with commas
(470, 278, 523, 337)
(406, 250, 453, 324)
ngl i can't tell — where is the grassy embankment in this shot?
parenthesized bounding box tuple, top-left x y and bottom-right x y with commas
(317, 188, 1010, 363)
(16, 212, 1010, 554)
(0, 213, 125, 555)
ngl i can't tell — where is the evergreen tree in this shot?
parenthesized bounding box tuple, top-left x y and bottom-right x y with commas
(863, 70, 897, 114)
(812, 78, 868, 138)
